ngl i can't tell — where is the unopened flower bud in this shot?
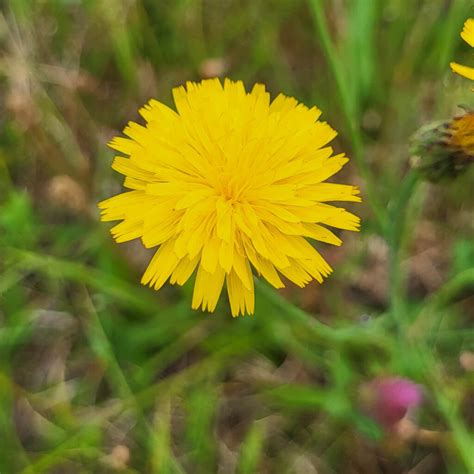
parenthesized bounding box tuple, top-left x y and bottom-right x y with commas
(361, 377, 423, 431)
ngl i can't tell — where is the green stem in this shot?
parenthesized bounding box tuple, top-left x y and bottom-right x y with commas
(6, 247, 163, 314)
(387, 170, 420, 331)
(256, 279, 336, 340)
(435, 391, 474, 473)
(307, 0, 386, 231)
(409, 268, 474, 342)
(418, 350, 474, 473)
(255, 279, 391, 350)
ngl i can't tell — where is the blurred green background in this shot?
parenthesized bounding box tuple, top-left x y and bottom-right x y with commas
(1, 0, 473, 472)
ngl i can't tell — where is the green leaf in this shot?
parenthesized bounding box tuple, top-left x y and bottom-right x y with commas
(237, 421, 265, 474)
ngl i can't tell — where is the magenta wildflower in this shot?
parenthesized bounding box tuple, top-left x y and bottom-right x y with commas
(362, 377, 423, 430)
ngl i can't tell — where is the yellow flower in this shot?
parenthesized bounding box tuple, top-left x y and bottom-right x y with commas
(450, 18, 474, 81)
(448, 110, 474, 156)
(99, 79, 360, 316)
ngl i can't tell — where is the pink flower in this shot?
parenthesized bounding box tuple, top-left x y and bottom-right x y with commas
(362, 377, 423, 430)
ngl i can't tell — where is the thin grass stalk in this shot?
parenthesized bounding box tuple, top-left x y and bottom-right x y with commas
(307, 0, 386, 231)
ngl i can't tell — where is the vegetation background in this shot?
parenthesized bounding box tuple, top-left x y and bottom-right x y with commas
(0, 0, 473, 472)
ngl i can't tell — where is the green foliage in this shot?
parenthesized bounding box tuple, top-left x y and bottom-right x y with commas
(236, 421, 265, 474)
(0, 0, 473, 472)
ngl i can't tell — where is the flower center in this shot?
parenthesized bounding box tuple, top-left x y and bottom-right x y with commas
(216, 172, 247, 203)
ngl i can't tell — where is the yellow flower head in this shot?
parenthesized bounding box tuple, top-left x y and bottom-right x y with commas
(448, 110, 474, 156)
(450, 18, 474, 81)
(99, 79, 360, 316)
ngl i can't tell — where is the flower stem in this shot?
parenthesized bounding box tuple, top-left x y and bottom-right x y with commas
(255, 279, 391, 351)
(386, 170, 420, 332)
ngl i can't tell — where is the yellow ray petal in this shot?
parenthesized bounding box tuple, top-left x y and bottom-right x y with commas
(241, 236, 285, 289)
(226, 269, 255, 317)
(192, 264, 225, 313)
(141, 240, 179, 290)
(461, 18, 474, 47)
(170, 255, 200, 286)
(298, 183, 361, 202)
(450, 62, 474, 80)
(277, 263, 312, 288)
(302, 223, 342, 246)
